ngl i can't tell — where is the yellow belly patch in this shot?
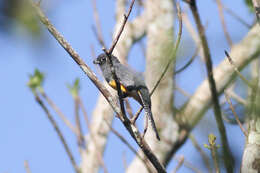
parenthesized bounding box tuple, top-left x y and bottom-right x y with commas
(109, 80, 127, 93)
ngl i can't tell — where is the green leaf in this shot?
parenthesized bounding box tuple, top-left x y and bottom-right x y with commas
(27, 69, 44, 91)
(67, 78, 80, 98)
(208, 133, 217, 146)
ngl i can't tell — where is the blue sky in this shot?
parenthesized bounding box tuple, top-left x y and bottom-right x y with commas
(0, 0, 254, 172)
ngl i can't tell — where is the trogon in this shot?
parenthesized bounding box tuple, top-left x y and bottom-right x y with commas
(93, 53, 160, 140)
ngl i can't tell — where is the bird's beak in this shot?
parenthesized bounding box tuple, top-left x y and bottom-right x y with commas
(93, 59, 100, 64)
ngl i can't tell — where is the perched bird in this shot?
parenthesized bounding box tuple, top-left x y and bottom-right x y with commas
(93, 53, 160, 140)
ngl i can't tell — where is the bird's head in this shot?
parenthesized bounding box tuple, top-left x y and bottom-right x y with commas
(93, 53, 120, 66)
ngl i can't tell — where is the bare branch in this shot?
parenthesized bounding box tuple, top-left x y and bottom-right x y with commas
(173, 156, 202, 173)
(205, 134, 220, 173)
(174, 46, 198, 75)
(175, 84, 191, 98)
(125, 99, 134, 118)
(225, 88, 247, 105)
(28, 2, 166, 171)
(131, 3, 183, 124)
(225, 50, 254, 88)
(74, 97, 85, 149)
(186, 1, 234, 171)
(107, 0, 136, 54)
(189, 135, 212, 173)
(24, 160, 31, 173)
(91, 0, 106, 48)
(215, 0, 233, 47)
(40, 91, 77, 134)
(34, 93, 79, 173)
(172, 155, 184, 173)
(224, 92, 248, 136)
(106, 120, 154, 173)
(223, 5, 251, 28)
(78, 97, 109, 173)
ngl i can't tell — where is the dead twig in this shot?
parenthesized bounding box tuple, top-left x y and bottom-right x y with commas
(223, 5, 251, 28)
(224, 92, 248, 136)
(215, 0, 233, 47)
(173, 155, 202, 173)
(91, 0, 106, 48)
(107, 0, 136, 54)
(174, 46, 198, 75)
(174, 84, 191, 98)
(40, 91, 77, 134)
(172, 155, 184, 173)
(125, 99, 134, 119)
(74, 96, 85, 148)
(78, 97, 109, 173)
(225, 50, 254, 88)
(189, 134, 212, 173)
(34, 93, 79, 173)
(225, 89, 247, 105)
(106, 121, 154, 173)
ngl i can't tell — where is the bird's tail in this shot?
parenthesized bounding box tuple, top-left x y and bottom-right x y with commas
(138, 88, 160, 141)
(143, 105, 161, 141)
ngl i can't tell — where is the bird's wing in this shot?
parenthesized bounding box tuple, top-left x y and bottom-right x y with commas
(115, 63, 136, 88)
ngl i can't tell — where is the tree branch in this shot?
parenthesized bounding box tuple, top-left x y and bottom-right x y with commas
(29, 1, 165, 172)
(34, 93, 79, 173)
(186, 1, 234, 171)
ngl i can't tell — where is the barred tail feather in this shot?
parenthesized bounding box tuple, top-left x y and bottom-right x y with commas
(144, 106, 160, 141)
(137, 88, 160, 140)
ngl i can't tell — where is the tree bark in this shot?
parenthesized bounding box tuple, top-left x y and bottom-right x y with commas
(241, 58, 260, 173)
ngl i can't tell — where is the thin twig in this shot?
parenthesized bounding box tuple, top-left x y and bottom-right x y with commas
(205, 134, 220, 173)
(34, 93, 79, 173)
(186, 1, 234, 172)
(215, 0, 233, 47)
(189, 134, 212, 173)
(78, 97, 91, 130)
(74, 96, 85, 148)
(173, 156, 202, 173)
(106, 120, 154, 173)
(151, 3, 182, 96)
(29, 1, 165, 171)
(91, 0, 106, 48)
(101, 0, 136, 127)
(226, 89, 247, 105)
(174, 84, 191, 98)
(78, 97, 109, 173)
(107, 0, 136, 54)
(122, 151, 128, 171)
(223, 5, 251, 28)
(125, 99, 134, 118)
(224, 92, 248, 136)
(172, 155, 184, 173)
(131, 3, 183, 123)
(24, 160, 31, 173)
(103, 0, 136, 126)
(40, 91, 77, 134)
(174, 46, 198, 75)
(225, 50, 254, 88)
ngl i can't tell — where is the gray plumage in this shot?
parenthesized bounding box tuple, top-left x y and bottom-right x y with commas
(93, 53, 160, 140)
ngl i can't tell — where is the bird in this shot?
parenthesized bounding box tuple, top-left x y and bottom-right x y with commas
(93, 53, 160, 140)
